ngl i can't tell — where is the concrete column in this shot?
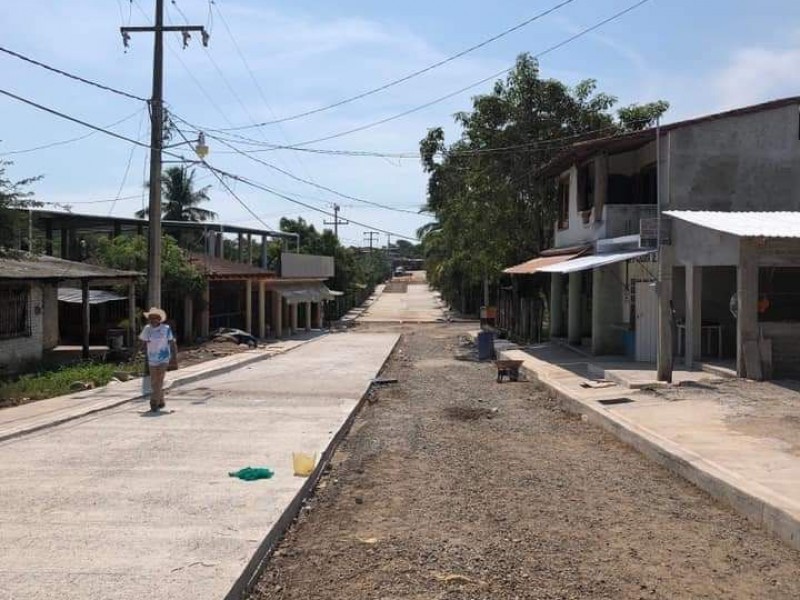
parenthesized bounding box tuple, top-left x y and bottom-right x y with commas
(45, 220, 53, 256)
(184, 295, 194, 343)
(200, 283, 210, 338)
(550, 274, 563, 337)
(271, 291, 283, 338)
(684, 264, 702, 367)
(260, 235, 268, 268)
(592, 263, 623, 355)
(128, 282, 137, 348)
(216, 233, 223, 258)
(60, 228, 68, 259)
(304, 301, 312, 332)
(657, 247, 675, 381)
(258, 280, 266, 339)
(567, 272, 582, 345)
(594, 153, 608, 223)
(290, 303, 299, 333)
(317, 302, 324, 329)
(245, 279, 253, 334)
(737, 240, 758, 377)
(237, 233, 244, 262)
(81, 280, 90, 359)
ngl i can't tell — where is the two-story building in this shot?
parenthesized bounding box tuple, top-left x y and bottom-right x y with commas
(503, 96, 800, 378)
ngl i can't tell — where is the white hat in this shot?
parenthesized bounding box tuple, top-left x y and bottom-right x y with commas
(143, 307, 167, 321)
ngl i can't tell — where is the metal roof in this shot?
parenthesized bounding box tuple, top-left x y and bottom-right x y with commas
(539, 249, 654, 274)
(503, 252, 583, 275)
(665, 211, 800, 238)
(58, 287, 126, 305)
(0, 255, 140, 281)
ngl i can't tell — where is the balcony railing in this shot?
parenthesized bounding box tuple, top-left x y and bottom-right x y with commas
(604, 204, 657, 238)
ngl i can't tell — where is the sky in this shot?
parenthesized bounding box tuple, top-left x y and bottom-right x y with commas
(1, 0, 800, 246)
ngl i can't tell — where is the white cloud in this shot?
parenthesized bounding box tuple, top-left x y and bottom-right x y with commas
(714, 39, 800, 109)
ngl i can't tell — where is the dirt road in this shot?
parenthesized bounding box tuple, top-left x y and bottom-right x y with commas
(250, 324, 800, 600)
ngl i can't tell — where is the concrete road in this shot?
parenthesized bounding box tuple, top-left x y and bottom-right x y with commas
(0, 332, 398, 600)
(358, 274, 445, 322)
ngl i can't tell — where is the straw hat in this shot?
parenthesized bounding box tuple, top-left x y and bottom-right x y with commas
(143, 307, 167, 322)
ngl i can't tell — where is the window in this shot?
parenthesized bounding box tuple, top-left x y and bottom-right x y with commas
(577, 162, 595, 214)
(759, 268, 800, 322)
(557, 177, 570, 230)
(0, 285, 31, 339)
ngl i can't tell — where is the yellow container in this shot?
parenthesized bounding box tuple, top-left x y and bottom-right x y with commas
(292, 452, 317, 477)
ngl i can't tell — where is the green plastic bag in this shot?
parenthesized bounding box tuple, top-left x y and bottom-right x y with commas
(228, 467, 274, 481)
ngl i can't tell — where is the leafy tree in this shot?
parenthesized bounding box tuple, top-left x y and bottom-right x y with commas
(0, 160, 42, 255)
(135, 167, 216, 222)
(418, 53, 669, 315)
(93, 234, 205, 298)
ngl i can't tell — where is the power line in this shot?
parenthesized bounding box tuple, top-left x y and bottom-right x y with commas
(217, 0, 579, 131)
(217, 0, 654, 147)
(0, 108, 145, 156)
(110, 109, 147, 215)
(0, 45, 148, 102)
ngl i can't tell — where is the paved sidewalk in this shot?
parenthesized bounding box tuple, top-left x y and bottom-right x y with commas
(0, 335, 321, 443)
(0, 331, 399, 600)
(473, 333, 800, 550)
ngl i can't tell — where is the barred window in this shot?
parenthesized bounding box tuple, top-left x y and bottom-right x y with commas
(0, 286, 31, 339)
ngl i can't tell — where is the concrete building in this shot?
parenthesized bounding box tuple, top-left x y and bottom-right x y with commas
(502, 96, 800, 377)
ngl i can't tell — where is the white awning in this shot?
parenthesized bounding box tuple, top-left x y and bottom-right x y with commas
(539, 249, 655, 274)
(664, 210, 800, 238)
(58, 287, 126, 305)
(278, 283, 339, 304)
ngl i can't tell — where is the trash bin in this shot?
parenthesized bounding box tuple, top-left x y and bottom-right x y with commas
(107, 328, 125, 350)
(477, 330, 495, 361)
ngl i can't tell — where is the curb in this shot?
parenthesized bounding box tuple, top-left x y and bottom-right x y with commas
(224, 333, 402, 600)
(504, 350, 800, 551)
(0, 336, 321, 444)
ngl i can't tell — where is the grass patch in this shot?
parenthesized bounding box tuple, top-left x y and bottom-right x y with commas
(0, 361, 144, 407)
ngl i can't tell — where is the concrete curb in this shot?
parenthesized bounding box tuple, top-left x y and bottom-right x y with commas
(505, 351, 800, 551)
(0, 336, 321, 444)
(224, 334, 402, 600)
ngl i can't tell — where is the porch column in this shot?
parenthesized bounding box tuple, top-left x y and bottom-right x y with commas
(81, 280, 90, 359)
(567, 272, 582, 345)
(200, 282, 210, 338)
(684, 264, 702, 367)
(260, 235, 268, 268)
(290, 303, 299, 333)
(258, 280, 266, 339)
(550, 274, 563, 337)
(245, 279, 253, 334)
(271, 291, 283, 338)
(237, 233, 244, 262)
(184, 295, 194, 343)
(304, 301, 312, 332)
(737, 240, 758, 377)
(128, 281, 136, 348)
(592, 263, 623, 355)
(317, 302, 324, 329)
(45, 220, 53, 256)
(60, 228, 68, 259)
(593, 153, 608, 223)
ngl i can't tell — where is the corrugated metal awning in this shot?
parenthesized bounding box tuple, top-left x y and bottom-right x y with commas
(503, 252, 583, 275)
(539, 249, 655, 274)
(665, 211, 800, 238)
(58, 287, 126, 305)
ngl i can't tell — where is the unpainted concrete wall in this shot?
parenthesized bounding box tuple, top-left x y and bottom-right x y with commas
(41, 283, 59, 350)
(672, 220, 740, 266)
(0, 284, 44, 375)
(667, 103, 800, 211)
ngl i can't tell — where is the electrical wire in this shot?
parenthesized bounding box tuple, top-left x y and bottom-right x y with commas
(0, 45, 148, 102)
(109, 109, 147, 215)
(215, 0, 654, 147)
(216, 0, 579, 130)
(0, 108, 145, 156)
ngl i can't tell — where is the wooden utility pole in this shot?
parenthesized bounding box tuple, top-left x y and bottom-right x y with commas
(363, 231, 380, 253)
(121, 1, 207, 307)
(323, 203, 349, 240)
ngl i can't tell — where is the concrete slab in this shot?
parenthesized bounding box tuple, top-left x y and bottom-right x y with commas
(357, 280, 446, 323)
(0, 336, 318, 443)
(0, 331, 399, 600)
(484, 338, 800, 551)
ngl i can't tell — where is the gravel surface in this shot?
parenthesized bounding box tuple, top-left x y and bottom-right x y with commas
(249, 323, 800, 600)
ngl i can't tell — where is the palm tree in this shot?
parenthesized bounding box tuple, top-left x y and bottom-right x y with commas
(135, 167, 216, 222)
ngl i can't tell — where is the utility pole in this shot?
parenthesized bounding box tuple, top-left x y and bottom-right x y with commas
(363, 231, 380, 253)
(323, 203, 349, 240)
(386, 233, 392, 274)
(655, 116, 673, 382)
(121, 1, 208, 307)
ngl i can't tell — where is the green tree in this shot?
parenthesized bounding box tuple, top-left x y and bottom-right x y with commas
(0, 160, 42, 255)
(418, 53, 669, 315)
(135, 166, 216, 222)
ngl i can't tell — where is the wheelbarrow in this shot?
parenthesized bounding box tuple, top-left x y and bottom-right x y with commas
(494, 359, 524, 383)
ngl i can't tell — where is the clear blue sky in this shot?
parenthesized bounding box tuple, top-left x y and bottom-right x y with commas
(2, 0, 799, 243)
